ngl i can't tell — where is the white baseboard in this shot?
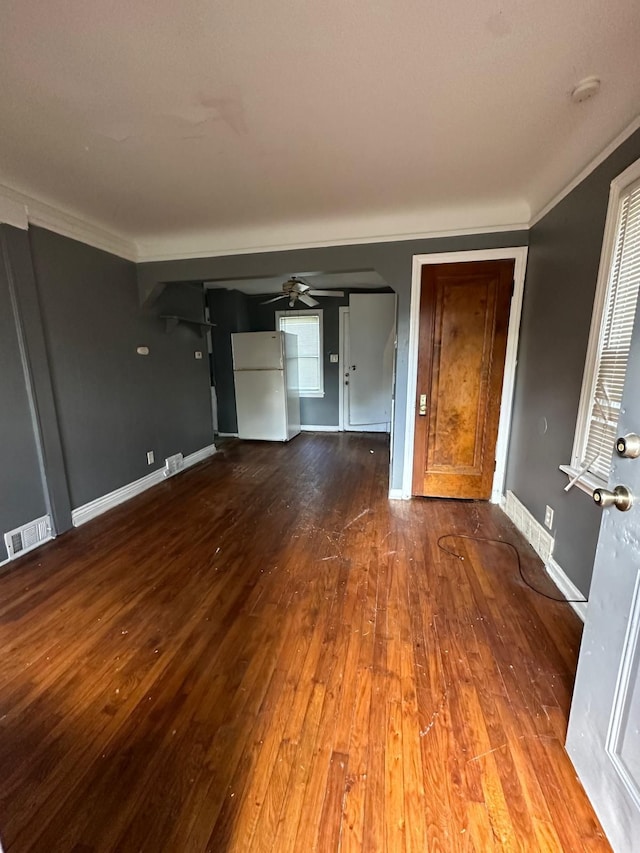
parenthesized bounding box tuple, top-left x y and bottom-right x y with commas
(300, 425, 340, 432)
(216, 432, 238, 438)
(72, 469, 166, 526)
(183, 444, 217, 468)
(72, 444, 217, 527)
(502, 490, 587, 620)
(545, 557, 588, 622)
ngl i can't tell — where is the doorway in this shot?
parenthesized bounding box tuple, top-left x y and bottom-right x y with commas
(338, 293, 396, 433)
(402, 247, 528, 501)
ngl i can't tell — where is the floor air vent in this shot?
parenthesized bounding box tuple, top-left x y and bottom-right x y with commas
(4, 515, 53, 560)
(164, 453, 185, 478)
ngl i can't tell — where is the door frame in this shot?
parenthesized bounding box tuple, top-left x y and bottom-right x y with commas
(401, 247, 528, 501)
(338, 306, 348, 431)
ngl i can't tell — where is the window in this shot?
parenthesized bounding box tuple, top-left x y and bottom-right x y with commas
(276, 310, 324, 397)
(562, 161, 640, 493)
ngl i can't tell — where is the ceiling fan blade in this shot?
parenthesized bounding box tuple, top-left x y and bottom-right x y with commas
(290, 279, 310, 294)
(261, 294, 287, 304)
(308, 289, 344, 297)
(298, 293, 319, 307)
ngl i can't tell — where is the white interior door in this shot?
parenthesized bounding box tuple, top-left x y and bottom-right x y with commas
(341, 294, 395, 432)
(566, 315, 640, 852)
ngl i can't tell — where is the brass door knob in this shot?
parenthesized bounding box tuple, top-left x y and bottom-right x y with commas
(593, 485, 633, 511)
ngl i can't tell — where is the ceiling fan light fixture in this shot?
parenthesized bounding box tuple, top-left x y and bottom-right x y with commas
(261, 275, 344, 306)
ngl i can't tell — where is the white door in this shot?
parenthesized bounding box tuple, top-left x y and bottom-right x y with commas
(566, 316, 640, 852)
(340, 294, 396, 432)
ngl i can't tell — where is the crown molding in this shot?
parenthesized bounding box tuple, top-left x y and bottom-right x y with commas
(0, 182, 137, 261)
(530, 114, 640, 228)
(135, 221, 530, 263)
(0, 180, 530, 263)
(0, 192, 29, 230)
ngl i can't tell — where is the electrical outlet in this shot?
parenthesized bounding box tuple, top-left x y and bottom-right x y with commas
(544, 505, 554, 529)
(147, 451, 155, 465)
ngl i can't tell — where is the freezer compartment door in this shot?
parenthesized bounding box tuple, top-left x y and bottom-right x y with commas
(234, 370, 287, 441)
(232, 331, 284, 370)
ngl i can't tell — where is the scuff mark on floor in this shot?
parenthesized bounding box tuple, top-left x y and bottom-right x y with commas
(467, 743, 507, 762)
(343, 508, 371, 531)
(419, 689, 448, 737)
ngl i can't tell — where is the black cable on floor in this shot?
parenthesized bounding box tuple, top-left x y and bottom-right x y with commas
(436, 533, 588, 605)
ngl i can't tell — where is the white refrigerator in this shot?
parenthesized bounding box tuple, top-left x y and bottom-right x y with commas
(232, 331, 301, 441)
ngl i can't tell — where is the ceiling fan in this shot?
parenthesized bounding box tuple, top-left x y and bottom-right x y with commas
(261, 276, 344, 307)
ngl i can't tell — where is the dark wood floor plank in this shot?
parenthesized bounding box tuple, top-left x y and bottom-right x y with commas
(0, 433, 610, 852)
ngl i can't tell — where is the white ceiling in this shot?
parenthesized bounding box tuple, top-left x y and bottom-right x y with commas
(1, 1, 639, 261)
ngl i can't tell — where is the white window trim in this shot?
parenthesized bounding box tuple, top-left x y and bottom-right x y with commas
(562, 156, 640, 496)
(276, 309, 324, 398)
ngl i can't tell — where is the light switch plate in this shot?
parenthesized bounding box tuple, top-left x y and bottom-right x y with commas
(329, 353, 339, 363)
(195, 351, 203, 359)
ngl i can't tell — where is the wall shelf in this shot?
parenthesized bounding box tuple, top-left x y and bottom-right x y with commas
(160, 315, 215, 333)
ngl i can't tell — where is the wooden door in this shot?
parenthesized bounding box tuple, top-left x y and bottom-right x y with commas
(412, 260, 514, 499)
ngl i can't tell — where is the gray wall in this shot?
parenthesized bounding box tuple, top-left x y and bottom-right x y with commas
(0, 223, 215, 565)
(139, 230, 529, 489)
(506, 127, 640, 596)
(207, 289, 252, 434)
(30, 227, 214, 508)
(0, 228, 47, 561)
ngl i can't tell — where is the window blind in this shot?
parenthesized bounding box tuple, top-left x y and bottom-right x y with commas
(278, 314, 321, 392)
(582, 179, 640, 481)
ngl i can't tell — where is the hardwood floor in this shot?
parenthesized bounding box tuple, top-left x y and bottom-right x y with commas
(0, 433, 609, 851)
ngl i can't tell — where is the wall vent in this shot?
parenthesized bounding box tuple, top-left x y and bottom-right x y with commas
(4, 515, 53, 561)
(164, 453, 185, 478)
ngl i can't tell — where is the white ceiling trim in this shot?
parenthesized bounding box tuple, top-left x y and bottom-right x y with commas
(134, 197, 531, 261)
(135, 220, 530, 263)
(530, 114, 640, 227)
(0, 182, 137, 261)
(0, 190, 28, 230)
